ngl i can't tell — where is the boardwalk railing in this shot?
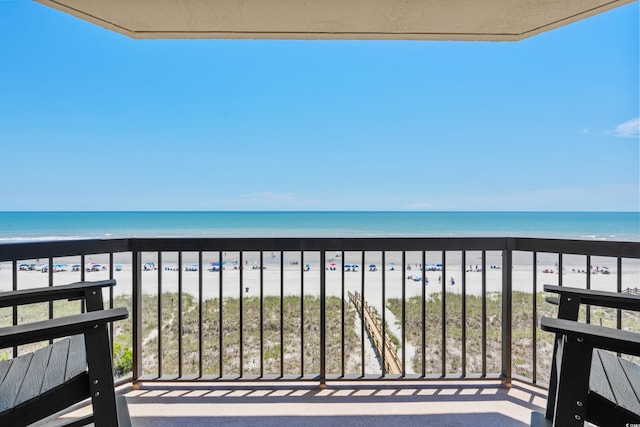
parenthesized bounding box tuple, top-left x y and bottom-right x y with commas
(349, 290, 402, 375)
(1, 237, 639, 387)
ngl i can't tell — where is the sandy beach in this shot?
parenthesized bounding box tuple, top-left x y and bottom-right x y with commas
(2, 251, 638, 305)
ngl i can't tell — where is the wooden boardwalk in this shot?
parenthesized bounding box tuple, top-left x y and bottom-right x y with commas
(348, 291, 402, 375)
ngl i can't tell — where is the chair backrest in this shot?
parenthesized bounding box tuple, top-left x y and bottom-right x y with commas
(534, 285, 640, 427)
(0, 280, 130, 426)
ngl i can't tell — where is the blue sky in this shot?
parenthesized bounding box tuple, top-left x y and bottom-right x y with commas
(1, 2, 638, 211)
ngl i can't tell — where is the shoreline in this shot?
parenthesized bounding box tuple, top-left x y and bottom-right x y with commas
(1, 232, 638, 242)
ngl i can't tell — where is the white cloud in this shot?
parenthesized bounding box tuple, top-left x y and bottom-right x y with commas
(612, 117, 640, 138)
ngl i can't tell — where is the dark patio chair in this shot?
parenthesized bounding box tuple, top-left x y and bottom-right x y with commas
(531, 285, 640, 427)
(0, 279, 130, 426)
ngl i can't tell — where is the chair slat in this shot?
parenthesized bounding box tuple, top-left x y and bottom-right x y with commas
(0, 352, 33, 412)
(589, 349, 616, 404)
(0, 357, 13, 385)
(15, 344, 53, 406)
(65, 334, 87, 382)
(42, 338, 72, 393)
(599, 349, 640, 415)
(619, 356, 640, 407)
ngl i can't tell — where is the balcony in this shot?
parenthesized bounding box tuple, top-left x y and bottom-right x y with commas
(1, 237, 639, 425)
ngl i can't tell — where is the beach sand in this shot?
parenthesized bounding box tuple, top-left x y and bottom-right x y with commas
(2, 251, 638, 301)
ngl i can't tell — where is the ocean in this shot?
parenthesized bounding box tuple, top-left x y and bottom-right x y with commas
(0, 211, 638, 242)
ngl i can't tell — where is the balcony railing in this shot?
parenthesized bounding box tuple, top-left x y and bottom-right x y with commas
(1, 237, 638, 388)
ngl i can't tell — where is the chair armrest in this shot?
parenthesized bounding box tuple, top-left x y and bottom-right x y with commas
(0, 280, 116, 308)
(540, 316, 640, 357)
(544, 284, 640, 312)
(0, 307, 128, 348)
(545, 296, 559, 306)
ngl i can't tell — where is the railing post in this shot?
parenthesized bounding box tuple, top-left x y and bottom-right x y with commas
(501, 238, 513, 387)
(132, 248, 143, 388)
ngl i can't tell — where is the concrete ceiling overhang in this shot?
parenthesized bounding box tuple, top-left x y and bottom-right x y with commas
(36, 0, 634, 41)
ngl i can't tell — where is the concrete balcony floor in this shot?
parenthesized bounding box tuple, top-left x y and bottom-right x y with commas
(42, 380, 548, 426)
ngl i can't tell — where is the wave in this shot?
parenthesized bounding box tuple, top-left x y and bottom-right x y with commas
(0, 235, 96, 243)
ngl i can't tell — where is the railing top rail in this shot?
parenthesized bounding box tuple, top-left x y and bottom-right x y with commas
(0, 239, 130, 262)
(0, 237, 638, 262)
(129, 237, 509, 252)
(511, 238, 640, 258)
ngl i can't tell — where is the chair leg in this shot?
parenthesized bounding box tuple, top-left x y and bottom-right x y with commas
(545, 337, 559, 420)
(84, 325, 119, 427)
(552, 335, 592, 426)
(547, 294, 581, 421)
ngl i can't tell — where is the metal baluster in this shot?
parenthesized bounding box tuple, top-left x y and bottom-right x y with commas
(178, 251, 183, 378)
(300, 251, 304, 377)
(239, 251, 244, 378)
(481, 250, 487, 377)
(219, 250, 223, 378)
(260, 251, 264, 378)
(360, 250, 364, 378)
(421, 250, 426, 378)
(532, 251, 537, 383)
(462, 251, 467, 378)
(158, 252, 163, 377)
(320, 251, 326, 387)
(382, 251, 386, 376)
(401, 251, 406, 377)
(441, 251, 446, 377)
(198, 251, 203, 378)
(280, 251, 284, 377)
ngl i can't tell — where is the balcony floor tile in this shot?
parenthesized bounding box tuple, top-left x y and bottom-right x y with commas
(39, 380, 547, 426)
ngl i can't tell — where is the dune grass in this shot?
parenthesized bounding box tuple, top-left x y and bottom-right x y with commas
(2, 291, 638, 385)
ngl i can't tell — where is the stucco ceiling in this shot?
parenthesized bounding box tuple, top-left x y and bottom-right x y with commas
(36, 0, 634, 41)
